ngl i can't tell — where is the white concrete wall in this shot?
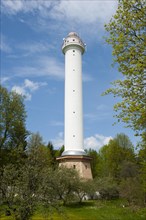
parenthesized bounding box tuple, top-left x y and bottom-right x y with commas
(64, 46, 84, 152)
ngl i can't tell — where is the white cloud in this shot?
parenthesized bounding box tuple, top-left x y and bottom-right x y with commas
(84, 134, 112, 151)
(1, 0, 23, 14)
(9, 55, 91, 82)
(1, 0, 118, 47)
(2, 0, 118, 29)
(83, 73, 93, 82)
(51, 132, 64, 149)
(11, 56, 64, 80)
(12, 79, 47, 101)
(84, 112, 110, 121)
(51, 132, 112, 151)
(84, 104, 112, 121)
(24, 79, 47, 91)
(17, 41, 54, 55)
(52, 0, 117, 24)
(1, 76, 11, 84)
(12, 85, 32, 101)
(1, 0, 52, 15)
(0, 35, 12, 53)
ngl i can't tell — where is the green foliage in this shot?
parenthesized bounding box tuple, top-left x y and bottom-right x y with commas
(55, 145, 64, 157)
(26, 133, 53, 169)
(104, 0, 146, 138)
(0, 86, 28, 151)
(0, 86, 28, 171)
(94, 177, 119, 200)
(138, 143, 146, 202)
(120, 161, 138, 179)
(47, 142, 57, 167)
(45, 167, 80, 205)
(1, 162, 39, 220)
(27, 132, 44, 150)
(119, 177, 144, 205)
(97, 134, 136, 179)
(86, 149, 100, 178)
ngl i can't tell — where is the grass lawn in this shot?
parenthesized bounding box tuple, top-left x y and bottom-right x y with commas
(1, 200, 146, 220)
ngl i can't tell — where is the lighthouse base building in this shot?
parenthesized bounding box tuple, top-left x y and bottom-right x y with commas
(57, 32, 92, 180)
(56, 155, 92, 180)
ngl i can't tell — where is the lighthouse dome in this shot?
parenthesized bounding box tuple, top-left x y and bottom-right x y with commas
(62, 32, 85, 54)
(68, 32, 78, 37)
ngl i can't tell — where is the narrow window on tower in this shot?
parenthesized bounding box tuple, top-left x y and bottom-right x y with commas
(73, 165, 76, 169)
(73, 90, 75, 92)
(73, 135, 75, 137)
(73, 111, 75, 113)
(73, 69, 75, 71)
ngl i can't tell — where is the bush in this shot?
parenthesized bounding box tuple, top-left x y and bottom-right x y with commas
(119, 177, 145, 206)
(94, 177, 119, 200)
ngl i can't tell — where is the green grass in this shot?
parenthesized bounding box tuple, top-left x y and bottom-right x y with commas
(1, 200, 146, 220)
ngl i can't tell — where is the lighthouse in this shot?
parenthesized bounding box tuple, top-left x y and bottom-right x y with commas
(57, 32, 92, 179)
(62, 32, 85, 156)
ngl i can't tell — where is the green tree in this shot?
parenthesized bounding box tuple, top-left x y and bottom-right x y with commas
(94, 177, 119, 200)
(97, 144, 111, 177)
(27, 132, 44, 150)
(55, 145, 64, 157)
(1, 133, 56, 220)
(98, 134, 136, 179)
(1, 160, 40, 220)
(0, 86, 28, 169)
(0, 86, 28, 151)
(39, 167, 80, 205)
(86, 149, 100, 178)
(104, 0, 146, 138)
(47, 142, 57, 167)
(120, 161, 138, 179)
(119, 177, 144, 205)
(115, 133, 134, 149)
(27, 133, 53, 169)
(138, 144, 146, 203)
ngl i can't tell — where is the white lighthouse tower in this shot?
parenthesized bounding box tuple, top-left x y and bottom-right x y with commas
(57, 32, 92, 179)
(62, 32, 86, 156)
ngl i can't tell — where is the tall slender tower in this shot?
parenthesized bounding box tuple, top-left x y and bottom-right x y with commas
(57, 32, 92, 179)
(63, 32, 85, 156)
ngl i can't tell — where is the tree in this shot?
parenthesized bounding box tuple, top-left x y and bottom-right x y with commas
(86, 149, 100, 178)
(119, 177, 144, 205)
(55, 145, 64, 157)
(98, 134, 136, 179)
(138, 144, 146, 203)
(1, 160, 40, 220)
(47, 142, 57, 168)
(0, 86, 28, 150)
(94, 177, 119, 200)
(0, 86, 28, 168)
(27, 132, 44, 150)
(115, 133, 134, 149)
(1, 134, 56, 220)
(39, 167, 80, 205)
(120, 161, 138, 179)
(27, 133, 53, 169)
(104, 0, 146, 138)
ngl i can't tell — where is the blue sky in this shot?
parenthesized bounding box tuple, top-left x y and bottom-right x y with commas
(1, 0, 139, 150)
